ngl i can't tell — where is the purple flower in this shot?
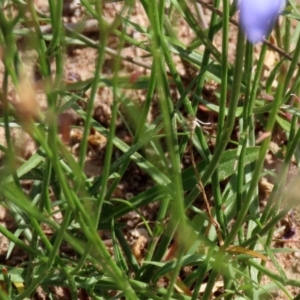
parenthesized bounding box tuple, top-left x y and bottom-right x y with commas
(238, 0, 286, 44)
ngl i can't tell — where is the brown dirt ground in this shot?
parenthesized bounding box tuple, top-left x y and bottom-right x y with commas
(1, 1, 300, 299)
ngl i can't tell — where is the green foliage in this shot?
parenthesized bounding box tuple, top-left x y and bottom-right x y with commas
(0, 0, 300, 299)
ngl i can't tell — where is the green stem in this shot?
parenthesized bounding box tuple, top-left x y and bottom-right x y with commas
(201, 29, 244, 187)
(224, 70, 285, 248)
(211, 0, 229, 237)
(78, 4, 107, 172)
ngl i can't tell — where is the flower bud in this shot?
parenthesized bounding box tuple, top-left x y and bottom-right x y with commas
(238, 0, 286, 44)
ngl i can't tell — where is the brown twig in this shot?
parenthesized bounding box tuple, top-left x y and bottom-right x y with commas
(187, 116, 224, 246)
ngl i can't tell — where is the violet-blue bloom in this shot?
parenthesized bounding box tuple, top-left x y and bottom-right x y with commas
(238, 0, 286, 44)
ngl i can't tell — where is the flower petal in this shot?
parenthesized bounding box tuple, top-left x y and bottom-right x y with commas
(238, 0, 285, 43)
